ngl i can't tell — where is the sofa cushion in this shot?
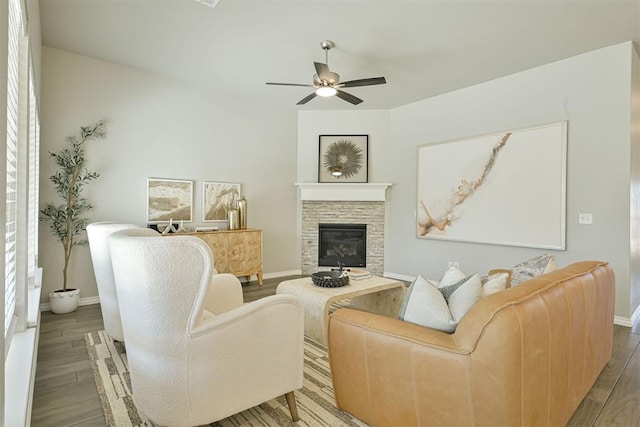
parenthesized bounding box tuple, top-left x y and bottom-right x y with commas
(399, 273, 482, 333)
(511, 254, 557, 285)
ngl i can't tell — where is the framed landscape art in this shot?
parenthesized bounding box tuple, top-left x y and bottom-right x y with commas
(318, 135, 368, 183)
(202, 181, 241, 222)
(416, 122, 567, 249)
(146, 178, 193, 223)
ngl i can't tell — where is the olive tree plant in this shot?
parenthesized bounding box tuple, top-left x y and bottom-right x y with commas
(40, 121, 106, 291)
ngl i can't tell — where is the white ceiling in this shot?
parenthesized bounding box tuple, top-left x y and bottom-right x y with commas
(39, 0, 640, 110)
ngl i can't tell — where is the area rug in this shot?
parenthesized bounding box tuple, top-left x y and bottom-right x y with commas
(85, 330, 368, 427)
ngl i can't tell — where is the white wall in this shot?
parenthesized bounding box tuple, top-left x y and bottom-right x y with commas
(297, 42, 637, 319)
(40, 47, 300, 302)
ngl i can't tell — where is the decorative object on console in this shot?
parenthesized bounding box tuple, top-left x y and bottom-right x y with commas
(147, 178, 193, 223)
(202, 181, 241, 223)
(238, 196, 248, 229)
(228, 208, 240, 230)
(40, 120, 106, 314)
(511, 253, 557, 285)
(417, 121, 567, 249)
(318, 135, 368, 183)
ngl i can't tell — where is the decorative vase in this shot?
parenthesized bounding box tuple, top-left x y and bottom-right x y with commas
(238, 196, 247, 229)
(49, 288, 80, 314)
(228, 208, 240, 230)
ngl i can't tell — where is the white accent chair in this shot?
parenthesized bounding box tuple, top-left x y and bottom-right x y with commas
(87, 222, 159, 342)
(108, 230, 304, 426)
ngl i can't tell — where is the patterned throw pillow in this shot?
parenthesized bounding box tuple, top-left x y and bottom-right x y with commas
(399, 273, 482, 333)
(511, 254, 557, 286)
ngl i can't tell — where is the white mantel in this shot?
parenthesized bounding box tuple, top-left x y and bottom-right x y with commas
(295, 183, 392, 202)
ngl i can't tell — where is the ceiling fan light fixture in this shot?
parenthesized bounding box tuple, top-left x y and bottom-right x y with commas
(316, 86, 337, 97)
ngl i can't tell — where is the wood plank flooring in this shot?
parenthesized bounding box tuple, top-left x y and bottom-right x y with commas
(31, 276, 640, 426)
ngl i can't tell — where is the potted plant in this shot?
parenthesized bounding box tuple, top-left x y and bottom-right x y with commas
(40, 121, 106, 314)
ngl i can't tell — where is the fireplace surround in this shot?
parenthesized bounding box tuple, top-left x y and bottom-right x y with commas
(297, 183, 391, 276)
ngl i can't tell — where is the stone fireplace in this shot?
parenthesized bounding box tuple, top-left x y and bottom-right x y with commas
(297, 183, 391, 276)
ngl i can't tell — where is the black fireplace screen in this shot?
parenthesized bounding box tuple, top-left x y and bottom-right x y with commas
(318, 223, 366, 268)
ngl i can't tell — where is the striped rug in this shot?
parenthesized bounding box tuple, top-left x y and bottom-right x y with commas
(85, 330, 368, 427)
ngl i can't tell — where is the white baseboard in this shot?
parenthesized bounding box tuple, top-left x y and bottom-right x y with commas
(614, 316, 633, 327)
(39, 295, 101, 312)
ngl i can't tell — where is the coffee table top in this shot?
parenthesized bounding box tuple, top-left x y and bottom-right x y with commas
(277, 275, 405, 299)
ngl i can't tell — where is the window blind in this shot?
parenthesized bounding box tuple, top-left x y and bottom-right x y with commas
(5, 0, 23, 338)
(27, 64, 38, 288)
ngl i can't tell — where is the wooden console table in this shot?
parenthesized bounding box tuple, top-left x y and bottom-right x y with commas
(177, 229, 263, 285)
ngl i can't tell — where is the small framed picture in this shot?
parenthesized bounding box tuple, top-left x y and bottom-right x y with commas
(202, 181, 241, 222)
(318, 135, 368, 183)
(146, 178, 193, 223)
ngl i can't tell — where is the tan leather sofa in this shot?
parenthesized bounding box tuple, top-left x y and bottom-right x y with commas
(328, 261, 615, 426)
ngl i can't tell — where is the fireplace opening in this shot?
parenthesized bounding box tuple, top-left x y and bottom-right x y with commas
(318, 223, 366, 268)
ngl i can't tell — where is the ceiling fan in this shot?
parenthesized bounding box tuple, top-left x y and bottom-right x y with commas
(266, 40, 387, 105)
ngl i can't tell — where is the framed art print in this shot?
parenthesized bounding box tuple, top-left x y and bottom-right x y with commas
(318, 135, 368, 183)
(146, 178, 193, 223)
(202, 181, 241, 222)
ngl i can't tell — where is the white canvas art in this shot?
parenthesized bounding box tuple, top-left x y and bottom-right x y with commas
(416, 122, 567, 249)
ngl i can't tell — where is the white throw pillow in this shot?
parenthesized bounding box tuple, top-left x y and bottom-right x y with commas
(481, 272, 509, 297)
(399, 273, 482, 333)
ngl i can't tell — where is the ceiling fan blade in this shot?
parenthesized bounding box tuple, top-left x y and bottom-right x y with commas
(266, 82, 314, 87)
(296, 92, 318, 105)
(314, 62, 331, 81)
(338, 77, 387, 88)
(336, 90, 363, 105)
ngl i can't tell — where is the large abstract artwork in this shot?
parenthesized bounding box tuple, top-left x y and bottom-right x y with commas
(417, 122, 567, 249)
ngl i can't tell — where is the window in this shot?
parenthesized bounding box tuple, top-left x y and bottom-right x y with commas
(4, 0, 23, 344)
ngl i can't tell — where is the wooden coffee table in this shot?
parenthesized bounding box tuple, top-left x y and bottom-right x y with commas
(276, 275, 406, 345)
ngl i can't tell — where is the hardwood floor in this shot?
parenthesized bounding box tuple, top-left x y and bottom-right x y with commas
(32, 276, 640, 426)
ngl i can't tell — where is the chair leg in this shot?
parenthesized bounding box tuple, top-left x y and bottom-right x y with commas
(284, 391, 300, 422)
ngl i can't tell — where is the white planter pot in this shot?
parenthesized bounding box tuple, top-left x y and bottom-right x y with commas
(49, 288, 80, 314)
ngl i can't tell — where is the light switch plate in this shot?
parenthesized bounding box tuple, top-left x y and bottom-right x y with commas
(579, 213, 593, 224)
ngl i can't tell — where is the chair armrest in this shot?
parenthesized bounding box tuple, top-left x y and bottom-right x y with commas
(187, 294, 305, 411)
(203, 273, 244, 315)
(191, 294, 303, 338)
